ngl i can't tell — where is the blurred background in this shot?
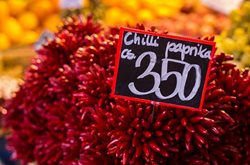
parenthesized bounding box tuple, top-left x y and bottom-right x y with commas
(0, 0, 249, 164)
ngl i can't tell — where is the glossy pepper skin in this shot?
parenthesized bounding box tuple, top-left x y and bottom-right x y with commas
(4, 17, 250, 165)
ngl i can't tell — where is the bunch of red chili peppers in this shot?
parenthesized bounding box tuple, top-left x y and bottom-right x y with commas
(4, 17, 250, 165)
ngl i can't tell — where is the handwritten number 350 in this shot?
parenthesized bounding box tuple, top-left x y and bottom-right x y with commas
(128, 51, 201, 101)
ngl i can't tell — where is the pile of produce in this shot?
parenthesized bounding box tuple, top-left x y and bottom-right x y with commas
(216, 1, 250, 68)
(144, 2, 229, 37)
(0, 46, 35, 77)
(4, 17, 250, 165)
(0, 0, 60, 50)
(0, 42, 36, 105)
(102, 0, 183, 25)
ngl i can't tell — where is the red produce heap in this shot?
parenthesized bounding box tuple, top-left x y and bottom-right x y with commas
(4, 17, 250, 165)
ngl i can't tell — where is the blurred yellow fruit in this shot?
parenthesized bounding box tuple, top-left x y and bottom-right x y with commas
(158, 1, 182, 9)
(235, 36, 248, 51)
(141, 0, 156, 9)
(120, 13, 135, 25)
(102, 0, 183, 26)
(0, 33, 11, 50)
(21, 31, 39, 45)
(102, 0, 121, 7)
(203, 14, 215, 26)
(241, 53, 250, 66)
(215, 37, 223, 46)
(2, 18, 23, 43)
(44, 14, 61, 32)
(0, 1, 9, 23)
(243, 46, 250, 54)
(105, 7, 136, 25)
(233, 28, 245, 38)
(51, 0, 59, 9)
(105, 7, 123, 25)
(155, 7, 176, 17)
(221, 38, 235, 53)
(18, 12, 39, 30)
(83, 0, 90, 7)
(200, 25, 214, 35)
(124, 0, 139, 12)
(137, 9, 154, 21)
(30, 0, 54, 19)
(142, 0, 182, 10)
(8, 0, 27, 16)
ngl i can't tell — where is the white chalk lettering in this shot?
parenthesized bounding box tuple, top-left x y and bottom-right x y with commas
(121, 49, 136, 60)
(128, 51, 202, 101)
(165, 41, 211, 60)
(124, 32, 133, 45)
(122, 31, 212, 102)
(128, 51, 160, 95)
(124, 32, 159, 47)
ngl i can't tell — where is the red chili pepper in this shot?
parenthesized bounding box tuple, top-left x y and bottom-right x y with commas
(135, 144, 142, 158)
(143, 143, 150, 157)
(195, 124, 208, 135)
(149, 141, 161, 153)
(186, 124, 195, 133)
(143, 130, 152, 138)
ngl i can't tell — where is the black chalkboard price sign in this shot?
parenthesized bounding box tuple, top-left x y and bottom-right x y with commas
(112, 27, 216, 111)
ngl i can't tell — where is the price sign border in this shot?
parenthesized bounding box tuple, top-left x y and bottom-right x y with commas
(112, 27, 216, 111)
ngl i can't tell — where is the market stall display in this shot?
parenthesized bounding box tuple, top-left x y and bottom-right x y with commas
(216, 1, 250, 68)
(144, 5, 229, 37)
(0, 0, 61, 50)
(0, 47, 35, 77)
(102, 0, 229, 37)
(102, 0, 184, 25)
(0, 0, 250, 164)
(0, 0, 98, 51)
(4, 17, 249, 165)
(0, 0, 87, 104)
(0, 46, 35, 107)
